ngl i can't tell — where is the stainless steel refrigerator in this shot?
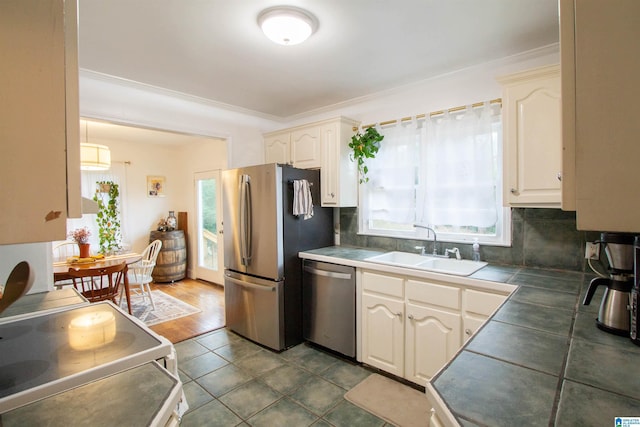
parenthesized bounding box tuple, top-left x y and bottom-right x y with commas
(222, 163, 333, 351)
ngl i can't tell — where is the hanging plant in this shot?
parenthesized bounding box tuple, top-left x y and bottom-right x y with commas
(349, 127, 384, 184)
(93, 181, 121, 255)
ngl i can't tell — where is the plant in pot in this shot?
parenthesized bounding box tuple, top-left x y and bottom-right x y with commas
(349, 127, 384, 183)
(68, 227, 92, 258)
(93, 181, 121, 255)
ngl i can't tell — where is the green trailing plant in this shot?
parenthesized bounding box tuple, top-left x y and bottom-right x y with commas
(93, 181, 121, 255)
(349, 127, 384, 183)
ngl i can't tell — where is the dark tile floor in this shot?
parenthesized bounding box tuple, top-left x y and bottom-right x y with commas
(175, 328, 394, 426)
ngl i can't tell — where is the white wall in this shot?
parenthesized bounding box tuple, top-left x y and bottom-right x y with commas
(89, 134, 228, 279)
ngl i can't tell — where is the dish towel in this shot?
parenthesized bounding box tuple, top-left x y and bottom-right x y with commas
(293, 179, 314, 220)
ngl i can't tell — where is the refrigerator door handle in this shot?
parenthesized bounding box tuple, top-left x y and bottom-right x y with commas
(239, 174, 252, 266)
(225, 275, 276, 292)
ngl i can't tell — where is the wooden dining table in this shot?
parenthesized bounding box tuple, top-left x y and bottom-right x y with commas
(53, 253, 142, 315)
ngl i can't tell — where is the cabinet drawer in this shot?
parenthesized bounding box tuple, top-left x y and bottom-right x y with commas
(464, 289, 507, 316)
(362, 271, 404, 298)
(406, 280, 460, 310)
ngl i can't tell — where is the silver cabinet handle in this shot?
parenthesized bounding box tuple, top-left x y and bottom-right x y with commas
(510, 188, 517, 194)
(330, 192, 335, 198)
(396, 312, 402, 317)
(557, 172, 562, 181)
(408, 314, 414, 320)
(465, 328, 472, 335)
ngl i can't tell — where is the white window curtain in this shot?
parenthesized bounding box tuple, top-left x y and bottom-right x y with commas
(417, 102, 501, 228)
(359, 100, 507, 244)
(362, 120, 420, 229)
(66, 162, 129, 250)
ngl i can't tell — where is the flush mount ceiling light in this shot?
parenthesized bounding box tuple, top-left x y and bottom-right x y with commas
(80, 122, 111, 171)
(258, 6, 318, 46)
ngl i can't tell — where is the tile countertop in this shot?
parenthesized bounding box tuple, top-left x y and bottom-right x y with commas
(298, 246, 640, 427)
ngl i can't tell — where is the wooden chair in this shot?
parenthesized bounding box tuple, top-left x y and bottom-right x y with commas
(0, 261, 34, 314)
(67, 262, 126, 305)
(120, 240, 162, 310)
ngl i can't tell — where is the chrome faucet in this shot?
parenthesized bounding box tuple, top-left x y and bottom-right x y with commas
(445, 247, 462, 260)
(413, 224, 437, 256)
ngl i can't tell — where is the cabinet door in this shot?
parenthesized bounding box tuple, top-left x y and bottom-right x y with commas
(320, 119, 358, 207)
(462, 314, 487, 343)
(0, 0, 78, 244)
(291, 126, 321, 169)
(501, 66, 562, 207)
(361, 293, 404, 377)
(320, 121, 339, 205)
(265, 133, 290, 164)
(405, 303, 461, 386)
(564, 0, 640, 231)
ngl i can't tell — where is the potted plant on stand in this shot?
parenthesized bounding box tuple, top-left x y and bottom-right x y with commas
(349, 127, 384, 183)
(93, 181, 122, 255)
(68, 227, 92, 258)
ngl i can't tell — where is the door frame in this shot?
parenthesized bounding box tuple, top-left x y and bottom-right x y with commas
(194, 170, 224, 284)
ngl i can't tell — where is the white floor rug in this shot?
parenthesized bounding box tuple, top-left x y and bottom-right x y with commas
(344, 373, 431, 427)
(124, 290, 201, 326)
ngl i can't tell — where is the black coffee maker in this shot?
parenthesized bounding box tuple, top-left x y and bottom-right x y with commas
(583, 232, 634, 336)
(631, 236, 640, 346)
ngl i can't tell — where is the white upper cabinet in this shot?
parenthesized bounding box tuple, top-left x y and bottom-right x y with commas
(264, 125, 321, 168)
(291, 127, 321, 169)
(319, 117, 359, 207)
(264, 132, 291, 165)
(263, 117, 359, 207)
(0, 0, 81, 245)
(560, 0, 640, 232)
(499, 65, 562, 208)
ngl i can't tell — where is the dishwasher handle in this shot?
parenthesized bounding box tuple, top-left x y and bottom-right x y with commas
(304, 265, 352, 280)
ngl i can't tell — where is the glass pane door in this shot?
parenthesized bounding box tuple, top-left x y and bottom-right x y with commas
(195, 170, 223, 284)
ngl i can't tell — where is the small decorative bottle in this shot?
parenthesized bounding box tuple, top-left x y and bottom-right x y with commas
(472, 238, 481, 262)
(166, 211, 177, 231)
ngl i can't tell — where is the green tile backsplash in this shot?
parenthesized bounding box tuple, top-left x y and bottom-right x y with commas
(339, 207, 600, 272)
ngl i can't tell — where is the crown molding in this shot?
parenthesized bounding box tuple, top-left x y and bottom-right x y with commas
(284, 43, 560, 122)
(79, 69, 286, 124)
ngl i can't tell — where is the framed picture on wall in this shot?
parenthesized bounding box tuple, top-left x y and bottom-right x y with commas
(147, 175, 166, 197)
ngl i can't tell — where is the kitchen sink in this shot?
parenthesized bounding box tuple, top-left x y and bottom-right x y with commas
(364, 251, 487, 276)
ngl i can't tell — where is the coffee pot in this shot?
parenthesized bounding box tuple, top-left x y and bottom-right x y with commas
(583, 232, 634, 336)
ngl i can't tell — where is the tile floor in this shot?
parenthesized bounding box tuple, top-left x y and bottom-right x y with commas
(174, 328, 394, 426)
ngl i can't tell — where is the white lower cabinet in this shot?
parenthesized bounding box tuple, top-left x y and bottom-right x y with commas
(462, 288, 508, 342)
(405, 303, 461, 386)
(361, 293, 404, 377)
(360, 269, 510, 387)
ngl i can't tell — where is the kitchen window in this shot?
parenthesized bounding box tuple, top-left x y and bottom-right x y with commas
(358, 101, 510, 246)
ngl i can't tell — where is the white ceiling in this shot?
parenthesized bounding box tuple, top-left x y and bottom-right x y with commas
(78, 0, 560, 121)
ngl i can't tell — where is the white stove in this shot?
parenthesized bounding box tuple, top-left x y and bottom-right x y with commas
(0, 301, 180, 416)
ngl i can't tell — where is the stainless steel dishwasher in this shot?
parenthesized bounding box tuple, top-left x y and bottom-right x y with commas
(302, 260, 356, 357)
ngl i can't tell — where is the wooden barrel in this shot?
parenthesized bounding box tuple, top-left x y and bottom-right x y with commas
(149, 230, 186, 283)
